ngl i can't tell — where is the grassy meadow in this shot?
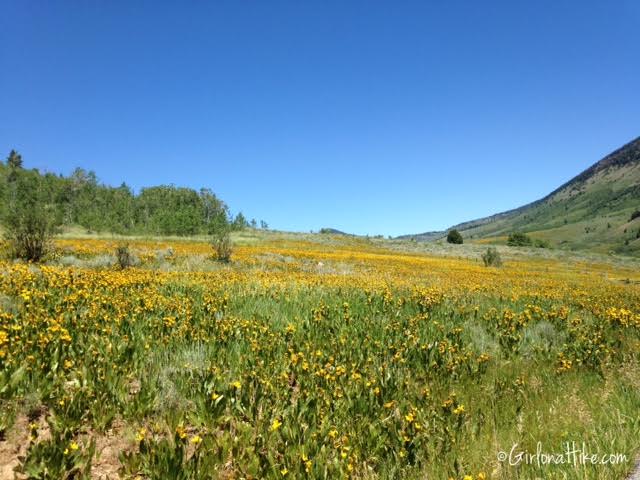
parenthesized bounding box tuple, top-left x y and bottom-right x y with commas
(1, 231, 639, 479)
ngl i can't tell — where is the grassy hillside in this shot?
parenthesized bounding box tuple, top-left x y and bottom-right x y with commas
(405, 137, 640, 255)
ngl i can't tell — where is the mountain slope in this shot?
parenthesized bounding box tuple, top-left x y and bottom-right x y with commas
(403, 136, 640, 254)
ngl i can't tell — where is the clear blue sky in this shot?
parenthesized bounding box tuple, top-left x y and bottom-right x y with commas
(2, 1, 639, 236)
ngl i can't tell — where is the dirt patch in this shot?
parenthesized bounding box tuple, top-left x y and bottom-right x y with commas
(0, 410, 55, 480)
(89, 419, 132, 480)
(0, 414, 29, 480)
(1, 411, 135, 480)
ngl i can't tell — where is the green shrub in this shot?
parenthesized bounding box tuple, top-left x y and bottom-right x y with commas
(446, 229, 463, 244)
(481, 247, 502, 267)
(115, 244, 134, 269)
(212, 230, 233, 262)
(507, 232, 532, 247)
(533, 238, 550, 248)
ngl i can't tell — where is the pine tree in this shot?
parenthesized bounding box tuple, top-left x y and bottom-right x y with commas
(446, 229, 463, 244)
(6, 149, 23, 169)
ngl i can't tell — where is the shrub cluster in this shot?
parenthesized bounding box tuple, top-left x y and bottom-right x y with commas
(481, 247, 503, 267)
(115, 244, 135, 269)
(507, 232, 550, 248)
(507, 232, 532, 247)
(533, 238, 550, 248)
(211, 230, 233, 263)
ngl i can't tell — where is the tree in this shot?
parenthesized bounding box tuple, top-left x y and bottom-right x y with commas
(136, 186, 204, 235)
(260, 220, 269, 230)
(0, 153, 240, 238)
(200, 188, 229, 232)
(446, 229, 463, 244)
(2, 168, 61, 262)
(232, 212, 249, 230)
(6, 150, 23, 182)
(6, 150, 22, 169)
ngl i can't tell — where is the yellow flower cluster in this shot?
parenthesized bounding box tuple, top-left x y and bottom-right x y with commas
(0, 235, 638, 479)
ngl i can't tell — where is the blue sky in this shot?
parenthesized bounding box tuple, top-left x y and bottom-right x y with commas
(2, 1, 639, 236)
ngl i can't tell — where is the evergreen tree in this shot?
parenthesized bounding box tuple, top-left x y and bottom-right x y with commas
(6, 149, 23, 169)
(232, 212, 249, 230)
(446, 229, 463, 244)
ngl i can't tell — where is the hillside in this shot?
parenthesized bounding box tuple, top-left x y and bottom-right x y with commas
(403, 136, 640, 255)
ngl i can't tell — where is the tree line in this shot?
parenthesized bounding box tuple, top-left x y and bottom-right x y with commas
(0, 150, 265, 237)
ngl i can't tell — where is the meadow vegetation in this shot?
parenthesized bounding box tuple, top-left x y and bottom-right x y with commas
(1, 232, 639, 479)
